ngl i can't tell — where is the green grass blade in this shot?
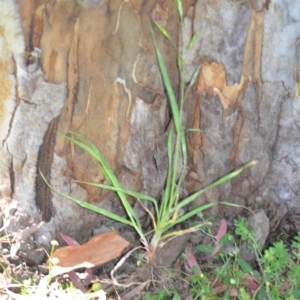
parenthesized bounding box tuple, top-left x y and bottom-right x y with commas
(218, 201, 253, 213)
(173, 132, 187, 205)
(154, 22, 172, 42)
(40, 172, 134, 227)
(159, 126, 174, 221)
(149, 20, 181, 135)
(185, 128, 202, 133)
(63, 132, 123, 187)
(161, 222, 211, 240)
(172, 161, 256, 212)
(174, 0, 183, 22)
(188, 33, 197, 50)
(57, 132, 143, 232)
(177, 55, 183, 72)
(172, 200, 253, 228)
(171, 202, 218, 227)
(168, 134, 181, 211)
(76, 180, 159, 216)
(185, 65, 201, 97)
(62, 132, 114, 183)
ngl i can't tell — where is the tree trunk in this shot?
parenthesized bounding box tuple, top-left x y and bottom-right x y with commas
(0, 0, 299, 247)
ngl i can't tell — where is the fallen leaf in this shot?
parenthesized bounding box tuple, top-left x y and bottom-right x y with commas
(57, 232, 95, 291)
(58, 231, 80, 246)
(245, 273, 259, 290)
(201, 219, 227, 260)
(184, 248, 202, 275)
(68, 270, 87, 292)
(213, 278, 238, 297)
(51, 231, 129, 276)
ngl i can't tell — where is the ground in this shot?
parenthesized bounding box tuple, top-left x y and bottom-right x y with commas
(0, 212, 299, 299)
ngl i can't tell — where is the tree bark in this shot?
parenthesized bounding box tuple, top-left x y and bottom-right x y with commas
(0, 0, 299, 247)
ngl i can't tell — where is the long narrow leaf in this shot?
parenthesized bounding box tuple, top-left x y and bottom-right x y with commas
(167, 202, 218, 229)
(171, 198, 254, 228)
(161, 222, 211, 240)
(173, 132, 187, 206)
(149, 20, 181, 134)
(40, 172, 134, 227)
(172, 161, 256, 213)
(188, 33, 197, 50)
(62, 132, 114, 184)
(137, 200, 157, 231)
(57, 132, 143, 233)
(168, 134, 181, 211)
(177, 55, 183, 72)
(154, 22, 172, 42)
(159, 126, 174, 222)
(200, 219, 227, 260)
(75, 180, 159, 216)
(174, 0, 183, 22)
(185, 65, 201, 97)
(185, 248, 203, 275)
(185, 128, 202, 133)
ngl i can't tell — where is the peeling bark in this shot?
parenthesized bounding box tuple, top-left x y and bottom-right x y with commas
(0, 0, 299, 246)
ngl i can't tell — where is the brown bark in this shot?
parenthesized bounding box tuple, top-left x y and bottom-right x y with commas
(0, 0, 299, 246)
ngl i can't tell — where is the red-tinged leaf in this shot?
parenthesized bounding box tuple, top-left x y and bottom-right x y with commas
(245, 273, 259, 290)
(68, 270, 87, 292)
(68, 267, 96, 289)
(214, 281, 238, 297)
(184, 249, 202, 275)
(201, 219, 227, 260)
(58, 231, 80, 246)
(216, 219, 227, 242)
(81, 268, 95, 286)
(51, 231, 129, 276)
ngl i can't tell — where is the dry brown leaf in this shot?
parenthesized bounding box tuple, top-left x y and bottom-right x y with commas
(51, 231, 129, 276)
(214, 283, 238, 297)
(213, 277, 239, 296)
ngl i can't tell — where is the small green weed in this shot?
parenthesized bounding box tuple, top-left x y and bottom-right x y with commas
(192, 217, 300, 299)
(189, 273, 218, 300)
(142, 288, 174, 300)
(258, 236, 300, 299)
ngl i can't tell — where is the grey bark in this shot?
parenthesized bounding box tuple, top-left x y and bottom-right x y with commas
(0, 0, 299, 248)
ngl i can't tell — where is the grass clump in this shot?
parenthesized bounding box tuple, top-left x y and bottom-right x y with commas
(42, 0, 254, 265)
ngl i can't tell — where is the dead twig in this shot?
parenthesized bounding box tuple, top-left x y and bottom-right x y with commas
(10, 222, 44, 258)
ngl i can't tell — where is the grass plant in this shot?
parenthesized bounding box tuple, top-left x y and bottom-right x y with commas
(2, 2, 297, 298)
(41, 0, 255, 265)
